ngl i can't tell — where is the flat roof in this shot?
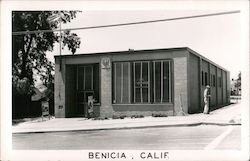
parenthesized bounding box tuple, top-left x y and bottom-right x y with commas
(54, 47, 228, 72)
(54, 47, 188, 58)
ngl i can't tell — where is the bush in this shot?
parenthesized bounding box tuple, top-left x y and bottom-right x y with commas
(112, 115, 126, 119)
(152, 113, 168, 117)
(119, 115, 126, 119)
(93, 117, 109, 120)
(112, 115, 120, 119)
(131, 115, 144, 118)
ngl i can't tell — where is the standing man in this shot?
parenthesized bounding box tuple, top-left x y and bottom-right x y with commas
(203, 85, 211, 114)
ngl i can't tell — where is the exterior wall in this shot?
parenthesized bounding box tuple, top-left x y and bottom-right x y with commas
(113, 104, 173, 117)
(187, 53, 200, 113)
(111, 50, 186, 62)
(209, 64, 217, 107)
(99, 57, 114, 118)
(222, 70, 227, 104)
(217, 68, 223, 105)
(173, 56, 188, 115)
(201, 60, 209, 108)
(66, 55, 101, 65)
(187, 51, 230, 113)
(227, 72, 231, 103)
(54, 58, 66, 118)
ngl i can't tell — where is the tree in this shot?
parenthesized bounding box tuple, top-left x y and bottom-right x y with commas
(235, 72, 241, 95)
(12, 11, 81, 118)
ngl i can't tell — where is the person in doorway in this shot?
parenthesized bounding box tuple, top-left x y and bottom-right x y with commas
(203, 85, 211, 114)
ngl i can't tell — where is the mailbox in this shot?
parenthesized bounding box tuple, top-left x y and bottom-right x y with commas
(87, 95, 95, 118)
(41, 100, 49, 120)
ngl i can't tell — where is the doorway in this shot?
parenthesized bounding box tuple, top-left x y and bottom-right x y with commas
(76, 64, 99, 117)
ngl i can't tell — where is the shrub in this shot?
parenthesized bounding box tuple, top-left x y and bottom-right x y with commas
(119, 115, 126, 119)
(131, 115, 144, 118)
(112, 115, 126, 119)
(93, 117, 105, 120)
(152, 113, 168, 117)
(112, 115, 120, 119)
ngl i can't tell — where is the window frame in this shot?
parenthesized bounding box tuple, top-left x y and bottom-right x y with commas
(112, 59, 173, 104)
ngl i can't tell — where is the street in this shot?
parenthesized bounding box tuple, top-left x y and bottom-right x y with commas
(12, 125, 241, 150)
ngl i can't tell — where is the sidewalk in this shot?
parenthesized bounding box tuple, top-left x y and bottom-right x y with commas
(12, 102, 241, 134)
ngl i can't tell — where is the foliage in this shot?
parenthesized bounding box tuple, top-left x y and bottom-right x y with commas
(235, 72, 241, 89)
(131, 115, 144, 118)
(232, 72, 241, 96)
(152, 113, 168, 117)
(112, 115, 126, 119)
(12, 11, 81, 95)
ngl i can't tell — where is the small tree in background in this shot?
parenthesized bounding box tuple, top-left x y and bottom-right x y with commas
(235, 72, 241, 95)
(231, 72, 241, 96)
(12, 11, 81, 118)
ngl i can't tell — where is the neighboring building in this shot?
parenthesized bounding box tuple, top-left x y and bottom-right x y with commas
(54, 47, 230, 118)
(30, 87, 46, 117)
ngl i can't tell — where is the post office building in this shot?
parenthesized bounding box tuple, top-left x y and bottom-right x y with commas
(54, 47, 230, 118)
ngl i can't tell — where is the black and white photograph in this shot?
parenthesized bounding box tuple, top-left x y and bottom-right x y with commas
(0, 1, 249, 161)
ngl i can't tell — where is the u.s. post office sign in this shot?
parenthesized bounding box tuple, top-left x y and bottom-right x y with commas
(101, 57, 111, 69)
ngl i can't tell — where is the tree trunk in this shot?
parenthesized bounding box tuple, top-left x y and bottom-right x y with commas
(20, 35, 33, 79)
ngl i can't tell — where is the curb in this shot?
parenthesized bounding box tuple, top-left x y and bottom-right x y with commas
(12, 121, 241, 134)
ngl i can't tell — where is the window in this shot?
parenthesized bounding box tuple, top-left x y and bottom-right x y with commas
(202, 71, 204, 86)
(112, 60, 172, 104)
(133, 61, 150, 103)
(153, 60, 172, 103)
(201, 71, 209, 86)
(113, 62, 131, 104)
(204, 72, 208, 86)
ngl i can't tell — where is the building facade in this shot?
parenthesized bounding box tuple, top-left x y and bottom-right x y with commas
(54, 47, 230, 118)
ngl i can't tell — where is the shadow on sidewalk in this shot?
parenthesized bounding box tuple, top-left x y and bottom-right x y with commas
(12, 116, 53, 126)
(209, 102, 238, 113)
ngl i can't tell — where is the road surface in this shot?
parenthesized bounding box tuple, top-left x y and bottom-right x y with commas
(12, 125, 240, 150)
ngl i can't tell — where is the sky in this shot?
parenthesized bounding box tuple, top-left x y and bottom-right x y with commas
(46, 10, 242, 79)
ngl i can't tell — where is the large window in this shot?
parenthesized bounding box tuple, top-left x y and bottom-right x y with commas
(113, 62, 131, 104)
(133, 61, 150, 103)
(113, 60, 172, 104)
(153, 60, 172, 103)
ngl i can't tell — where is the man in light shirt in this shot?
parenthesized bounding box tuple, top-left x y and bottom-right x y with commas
(203, 85, 211, 114)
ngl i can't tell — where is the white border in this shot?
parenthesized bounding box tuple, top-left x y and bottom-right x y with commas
(1, 1, 249, 161)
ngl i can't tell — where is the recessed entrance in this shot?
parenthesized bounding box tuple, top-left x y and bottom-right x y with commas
(76, 64, 100, 117)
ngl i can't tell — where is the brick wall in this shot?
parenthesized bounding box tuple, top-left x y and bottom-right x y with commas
(99, 57, 114, 118)
(173, 56, 188, 115)
(113, 111, 173, 117)
(54, 58, 66, 118)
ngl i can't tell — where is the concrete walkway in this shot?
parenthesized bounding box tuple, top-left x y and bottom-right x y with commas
(12, 103, 241, 134)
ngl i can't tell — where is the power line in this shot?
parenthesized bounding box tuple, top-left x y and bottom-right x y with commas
(12, 10, 240, 36)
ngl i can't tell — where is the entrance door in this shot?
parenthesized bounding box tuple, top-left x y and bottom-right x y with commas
(76, 64, 99, 117)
